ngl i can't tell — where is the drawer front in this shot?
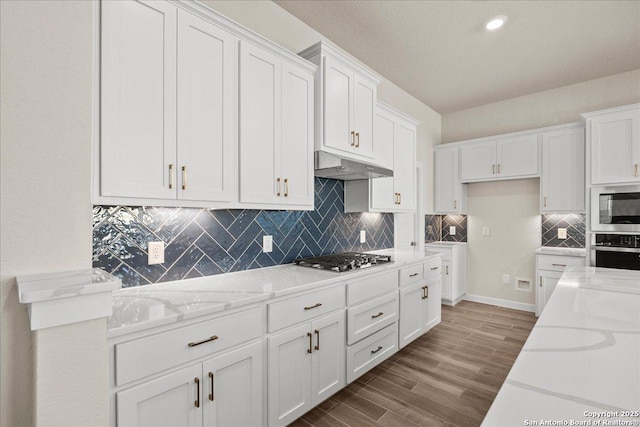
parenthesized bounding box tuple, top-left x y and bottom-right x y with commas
(347, 269, 398, 305)
(115, 307, 261, 386)
(398, 263, 424, 286)
(346, 323, 397, 384)
(268, 285, 345, 332)
(537, 254, 584, 272)
(347, 292, 398, 345)
(424, 258, 442, 280)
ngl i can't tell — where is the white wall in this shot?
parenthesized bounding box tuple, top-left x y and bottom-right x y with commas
(442, 69, 640, 307)
(0, 1, 96, 425)
(442, 69, 640, 143)
(202, 0, 441, 214)
(466, 180, 540, 307)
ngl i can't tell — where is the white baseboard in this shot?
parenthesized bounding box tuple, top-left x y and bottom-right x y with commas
(463, 293, 535, 313)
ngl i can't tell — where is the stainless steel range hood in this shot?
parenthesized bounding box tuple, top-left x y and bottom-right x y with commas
(314, 151, 393, 180)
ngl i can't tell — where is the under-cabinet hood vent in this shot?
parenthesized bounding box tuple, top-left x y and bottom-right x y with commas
(314, 152, 393, 180)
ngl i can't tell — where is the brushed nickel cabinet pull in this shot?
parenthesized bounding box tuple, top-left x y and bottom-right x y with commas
(304, 303, 322, 310)
(276, 177, 281, 196)
(430, 266, 439, 271)
(395, 193, 399, 204)
(307, 332, 312, 354)
(421, 285, 426, 299)
(445, 266, 449, 275)
(208, 372, 214, 401)
(371, 346, 383, 354)
(540, 276, 543, 287)
(454, 200, 457, 210)
(188, 335, 219, 347)
(636, 164, 639, 177)
(351, 131, 355, 147)
(552, 263, 566, 267)
(544, 197, 547, 208)
(493, 164, 496, 174)
(371, 311, 384, 319)
(181, 166, 187, 190)
(356, 132, 360, 148)
(169, 164, 175, 189)
(284, 178, 289, 197)
(497, 163, 501, 174)
(399, 193, 401, 204)
(194, 377, 200, 408)
(425, 286, 429, 299)
(314, 329, 320, 351)
(409, 273, 419, 277)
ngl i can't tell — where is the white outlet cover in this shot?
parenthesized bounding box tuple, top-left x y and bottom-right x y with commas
(449, 226, 456, 236)
(482, 227, 490, 236)
(502, 274, 510, 285)
(557, 228, 568, 239)
(263, 235, 273, 253)
(148, 241, 165, 265)
(360, 230, 366, 243)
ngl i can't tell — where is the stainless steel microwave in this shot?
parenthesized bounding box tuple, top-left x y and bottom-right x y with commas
(591, 185, 640, 232)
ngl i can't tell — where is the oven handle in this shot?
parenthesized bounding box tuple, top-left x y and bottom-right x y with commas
(593, 246, 640, 253)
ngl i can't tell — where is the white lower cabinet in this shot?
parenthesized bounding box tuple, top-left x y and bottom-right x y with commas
(398, 261, 441, 349)
(424, 243, 467, 305)
(116, 341, 262, 427)
(535, 253, 585, 316)
(267, 310, 345, 427)
(346, 323, 397, 383)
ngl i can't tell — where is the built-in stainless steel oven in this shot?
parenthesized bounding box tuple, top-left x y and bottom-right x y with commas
(591, 233, 640, 271)
(591, 185, 640, 232)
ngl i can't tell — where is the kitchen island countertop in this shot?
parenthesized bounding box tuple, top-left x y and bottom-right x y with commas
(482, 266, 640, 426)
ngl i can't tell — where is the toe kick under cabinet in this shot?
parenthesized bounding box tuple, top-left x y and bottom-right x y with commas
(109, 306, 264, 427)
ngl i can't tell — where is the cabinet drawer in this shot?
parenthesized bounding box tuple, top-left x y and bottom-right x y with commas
(268, 285, 345, 332)
(115, 307, 261, 386)
(537, 255, 584, 272)
(347, 292, 398, 345)
(398, 263, 423, 286)
(424, 258, 442, 280)
(346, 323, 397, 384)
(347, 269, 398, 305)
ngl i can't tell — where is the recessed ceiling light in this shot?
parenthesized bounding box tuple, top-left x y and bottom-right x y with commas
(486, 15, 507, 31)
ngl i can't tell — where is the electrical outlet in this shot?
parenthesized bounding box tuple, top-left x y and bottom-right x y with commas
(482, 227, 490, 236)
(557, 228, 567, 239)
(502, 274, 510, 285)
(263, 235, 273, 253)
(360, 230, 366, 243)
(148, 241, 165, 265)
(449, 226, 456, 236)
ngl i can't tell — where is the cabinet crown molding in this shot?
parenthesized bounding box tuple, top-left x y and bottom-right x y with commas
(299, 41, 382, 85)
(377, 101, 420, 127)
(581, 102, 640, 119)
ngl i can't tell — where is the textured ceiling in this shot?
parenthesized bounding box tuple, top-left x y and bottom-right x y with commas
(274, 0, 640, 114)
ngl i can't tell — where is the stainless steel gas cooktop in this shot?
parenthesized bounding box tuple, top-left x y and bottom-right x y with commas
(294, 252, 392, 272)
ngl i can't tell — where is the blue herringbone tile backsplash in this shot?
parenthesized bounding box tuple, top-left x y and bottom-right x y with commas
(93, 178, 394, 287)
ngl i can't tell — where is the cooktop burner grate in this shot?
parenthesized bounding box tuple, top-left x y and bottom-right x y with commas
(294, 252, 393, 272)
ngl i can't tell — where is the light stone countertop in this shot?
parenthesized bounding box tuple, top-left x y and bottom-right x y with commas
(424, 241, 468, 247)
(482, 266, 640, 426)
(535, 246, 587, 257)
(108, 248, 441, 337)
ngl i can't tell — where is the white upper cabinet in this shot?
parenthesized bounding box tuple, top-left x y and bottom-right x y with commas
(98, 0, 316, 209)
(177, 10, 237, 202)
(344, 103, 418, 213)
(541, 125, 585, 213)
(101, 0, 177, 200)
(585, 104, 640, 185)
(300, 42, 381, 162)
(434, 145, 466, 214)
(460, 132, 539, 182)
(239, 41, 314, 208)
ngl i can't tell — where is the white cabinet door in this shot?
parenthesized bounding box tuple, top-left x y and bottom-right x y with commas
(434, 146, 460, 213)
(268, 324, 312, 427)
(398, 284, 424, 349)
(590, 108, 640, 184)
(422, 280, 441, 331)
(441, 260, 452, 300)
(311, 311, 346, 404)
(370, 110, 396, 211)
(117, 364, 202, 427)
(202, 342, 262, 427)
(497, 134, 539, 178)
(239, 41, 282, 204)
(541, 127, 585, 212)
(352, 75, 376, 158)
(536, 270, 562, 317)
(281, 62, 314, 206)
(460, 140, 496, 182)
(177, 11, 237, 202)
(394, 122, 416, 210)
(101, 0, 177, 199)
(323, 56, 353, 155)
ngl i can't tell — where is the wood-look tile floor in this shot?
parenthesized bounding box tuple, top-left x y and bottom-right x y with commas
(290, 301, 537, 427)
